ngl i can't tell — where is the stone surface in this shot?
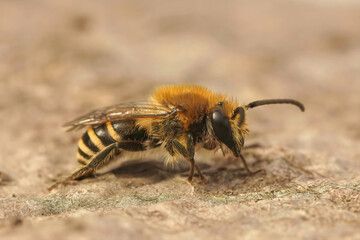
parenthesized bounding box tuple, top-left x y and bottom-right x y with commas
(0, 0, 359, 239)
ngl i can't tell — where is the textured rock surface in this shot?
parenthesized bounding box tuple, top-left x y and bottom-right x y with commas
(0, 0, 359, 239)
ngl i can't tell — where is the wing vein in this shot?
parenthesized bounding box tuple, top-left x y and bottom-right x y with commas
(63, 102, 175, 131)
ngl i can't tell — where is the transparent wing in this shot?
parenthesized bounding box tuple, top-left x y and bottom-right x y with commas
(63, 102, 175, 131)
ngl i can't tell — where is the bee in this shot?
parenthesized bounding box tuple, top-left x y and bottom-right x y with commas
(49, 85, 304, 190)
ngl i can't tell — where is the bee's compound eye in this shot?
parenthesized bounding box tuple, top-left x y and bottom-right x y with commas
(210, 110, 235, 151)
(212, 110, 226, 123)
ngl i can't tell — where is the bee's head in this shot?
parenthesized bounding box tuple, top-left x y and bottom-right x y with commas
(208, 102, 247, 157)
(208, 99, 305, 157)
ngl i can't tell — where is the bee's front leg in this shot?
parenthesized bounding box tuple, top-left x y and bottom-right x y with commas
(239, 153, 264, 175)
(239, 153, 253, 174)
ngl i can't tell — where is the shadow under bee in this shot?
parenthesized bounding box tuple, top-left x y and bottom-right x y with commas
(103, 146, 264, 184)
(103, 157, 258, 185)
(101, 159, 211, 183)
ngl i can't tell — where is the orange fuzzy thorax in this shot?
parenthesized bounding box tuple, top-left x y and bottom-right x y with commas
(150, 85, 239, 129)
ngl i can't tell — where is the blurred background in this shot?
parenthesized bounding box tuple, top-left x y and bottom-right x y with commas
(0, 0, 359, 239)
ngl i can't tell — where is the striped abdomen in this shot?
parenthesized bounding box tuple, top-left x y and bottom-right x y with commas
(76, 120, 147, 166)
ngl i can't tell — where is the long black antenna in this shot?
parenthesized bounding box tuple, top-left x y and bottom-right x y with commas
(246, 99, 305, 112)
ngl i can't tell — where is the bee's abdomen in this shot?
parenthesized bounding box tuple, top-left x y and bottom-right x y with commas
(77, 122, 120, 165)
(76, 120, 147, 166)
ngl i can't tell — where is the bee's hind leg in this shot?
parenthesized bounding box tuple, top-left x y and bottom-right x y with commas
(47, 142, 119, 191)
(70, 142, 120, 181)
(48, 141, 147, 190)
(72, 140, 147, 179)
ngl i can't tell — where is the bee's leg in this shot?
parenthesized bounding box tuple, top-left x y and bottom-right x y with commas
(48, 141, 146, 190)
(70, 140, 146, 180)
(187, 135, 205, 180)
(69, 142, 120, 180)
(187, 158, 195, 182)
(239, 153, 263, 175)
(186, 134, 195, 181)
(239, 153, 253, 174)
(168, 139, 194, 181)
(48, 143, 118, 190)
(169, 134, 204, 181)
(243, 143, 263, 149)
(194, 164, 205, 180)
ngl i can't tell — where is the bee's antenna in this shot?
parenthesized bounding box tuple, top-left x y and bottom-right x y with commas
(246, 99, 305, 112)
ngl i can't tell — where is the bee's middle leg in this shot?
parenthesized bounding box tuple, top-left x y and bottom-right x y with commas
(184, 158, 205, 181)
(194, 164, 205, 180)
(187, 157, 195, 181)
(186, 134, 205, 181)
(170, 134, 204, 181)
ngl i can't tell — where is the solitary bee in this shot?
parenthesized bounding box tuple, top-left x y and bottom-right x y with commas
(49, 85, 304, 189)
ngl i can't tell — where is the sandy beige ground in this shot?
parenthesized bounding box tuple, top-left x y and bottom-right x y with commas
(0, 0, 359, 239)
